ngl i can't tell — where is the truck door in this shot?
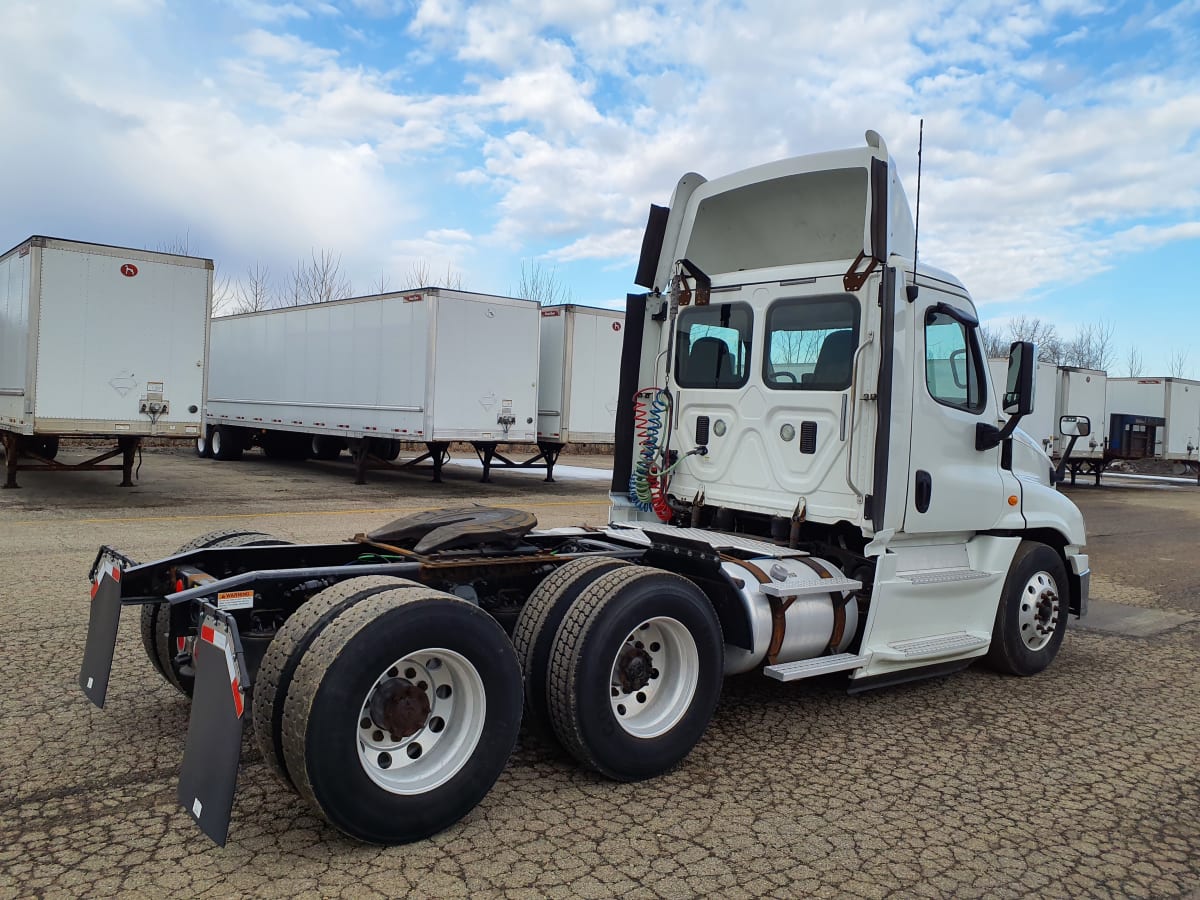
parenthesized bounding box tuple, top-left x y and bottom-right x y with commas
(902, 293, 1007, 534)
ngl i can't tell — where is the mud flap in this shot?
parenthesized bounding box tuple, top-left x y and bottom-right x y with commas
(79, 561, 126, 708)
(178, 610, 248, 846)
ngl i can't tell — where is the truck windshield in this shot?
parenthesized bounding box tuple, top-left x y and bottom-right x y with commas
(683, 167, 868, 275)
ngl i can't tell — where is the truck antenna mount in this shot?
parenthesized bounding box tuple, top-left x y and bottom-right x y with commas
(906, 118, 924, 303)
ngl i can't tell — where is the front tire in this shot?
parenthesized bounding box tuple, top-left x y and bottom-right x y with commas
(986, 541, 1069, 676)
(547, 566, 723, 781)
(280, 588, 522, 844)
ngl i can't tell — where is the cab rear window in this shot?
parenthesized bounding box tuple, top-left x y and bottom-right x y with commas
(675, 303, 752, 389)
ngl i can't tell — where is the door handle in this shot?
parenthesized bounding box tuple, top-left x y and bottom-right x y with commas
(915, 470, 932, 513)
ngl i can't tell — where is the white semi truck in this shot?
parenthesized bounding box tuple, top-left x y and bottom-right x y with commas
(0, 236, 211, 487)
(80, 132, 1090, 847)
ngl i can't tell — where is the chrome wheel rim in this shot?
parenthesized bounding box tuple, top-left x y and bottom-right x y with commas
(357, 648, 485, 795)
(609, 616, 698, 738)
(1019, 570, 1060, 651)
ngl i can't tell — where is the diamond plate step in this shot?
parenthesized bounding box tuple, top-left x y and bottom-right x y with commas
(764, 653, 870, 682)
(899, 568, 995, 585)
(872, 631, 990, 661)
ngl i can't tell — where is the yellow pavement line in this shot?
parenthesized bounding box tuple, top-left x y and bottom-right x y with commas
(8, 498, 611, 527)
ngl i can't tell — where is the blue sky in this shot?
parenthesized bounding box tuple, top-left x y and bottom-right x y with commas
(1, 0, 1197, 374)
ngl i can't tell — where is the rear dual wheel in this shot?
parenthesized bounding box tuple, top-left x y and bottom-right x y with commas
(210, 425, 243, 461)
(140, 531, 291, 696)
(258, 581, 521, 844)
(541, 566, 724, 781)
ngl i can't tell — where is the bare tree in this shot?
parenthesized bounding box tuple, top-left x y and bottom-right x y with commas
(1062, 320, 1115, 371)
(370, 269, 392, 295)
(980, 325, 1010, 359)
(405, 260, 431, 290)
(1125, 345, 1144, 377)
(229, 261, 275, 314)
(286, 249, 352, 306)
(1007, 316, 1063, 363)
(1168, 348, 1190, 378)
(441, 262, 466, 291)
(211, 269, 237, 316)
(515, 259, 572, 306)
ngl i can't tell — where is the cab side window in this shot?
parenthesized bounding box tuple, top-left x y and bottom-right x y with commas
(925, 309, 985, 413)
(675, 303, 752, 389)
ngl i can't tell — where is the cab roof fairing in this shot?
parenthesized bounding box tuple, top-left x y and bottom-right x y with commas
(648, 132, 919, 292)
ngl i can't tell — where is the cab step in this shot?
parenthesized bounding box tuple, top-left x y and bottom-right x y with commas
(872, 631, 990, 661)
(899, 567, 994, 585)
(764, 652, 870, 682)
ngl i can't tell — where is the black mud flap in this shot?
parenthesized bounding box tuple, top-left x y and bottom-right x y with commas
(178, 609, 249, 846)
(79, 555, 128, 708)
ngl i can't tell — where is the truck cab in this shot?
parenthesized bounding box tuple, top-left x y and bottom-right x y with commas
(612, 131, 1089, 682)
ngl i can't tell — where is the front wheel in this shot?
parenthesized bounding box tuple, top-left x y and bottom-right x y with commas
(547, 566, 723, 781)
(280, 588, 522, 844)
(986, 541, 1070, 676)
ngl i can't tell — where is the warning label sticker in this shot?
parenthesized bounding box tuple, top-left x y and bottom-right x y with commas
(216, 589, 254, 611)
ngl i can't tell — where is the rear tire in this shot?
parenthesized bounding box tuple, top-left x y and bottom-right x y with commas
(546, 566, 723, 781)
(986, 541, 1069, 676)
(195, 428, 212, 458)
(141, 530, 291, 696)
(512, 557, 630, 740)
(211, 425, 243, 461)
(252, 575, 418, 790)
(281, 588, 522, 844)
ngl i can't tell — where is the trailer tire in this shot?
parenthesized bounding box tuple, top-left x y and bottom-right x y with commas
(546, 566, 723, 781)
(253, 575, 419, 790)
(194, 428, 212, 458)
(33, 436, 59, 460)
(211, 425, 243, 461)
(512, 556, 630, 741)
(281, 588, 522, 845)
(143, 530, 292, 696)
(986, 541, 1070, 676)
(311, 435, 344, 460)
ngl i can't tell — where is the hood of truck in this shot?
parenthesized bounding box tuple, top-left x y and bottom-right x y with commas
(646, 131, 915, 292)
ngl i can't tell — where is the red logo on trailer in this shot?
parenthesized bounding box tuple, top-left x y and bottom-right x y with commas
(612, 322, 622, 332)
(120, 264, 138, 277)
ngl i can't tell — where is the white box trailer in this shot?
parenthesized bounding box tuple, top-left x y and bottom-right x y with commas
(988, 358, 1057, 453)
(1106, 377, 1200, 463)
(202, 288, 552, 482)
(1053, 367, 1106, 459)
(537, 304, 625, 445)
(0, 236, 211, 488)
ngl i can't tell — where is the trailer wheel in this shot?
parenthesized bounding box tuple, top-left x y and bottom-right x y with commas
(986, 541, 1070, 676)
(547, 566, 723, 781)
(512, 556, 630, 740)
(281, 588, 522, 844)
(195, 428, 212, 458)
(210, 425, 243, 461)
(141, 530, 292, 696)
(311, 435, 344, 460)
(252, 575, 419, 790)
(33, 436, 59, 460)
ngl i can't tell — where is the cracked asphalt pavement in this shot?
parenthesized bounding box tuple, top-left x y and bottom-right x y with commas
(1, 448, 1197, 897)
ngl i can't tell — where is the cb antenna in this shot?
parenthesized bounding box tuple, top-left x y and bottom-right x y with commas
(906, 118, 924, 303)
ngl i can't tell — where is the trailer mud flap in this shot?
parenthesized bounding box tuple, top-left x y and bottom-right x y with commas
(79, 564, 125, 707)
(178, 610, 248, 846)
